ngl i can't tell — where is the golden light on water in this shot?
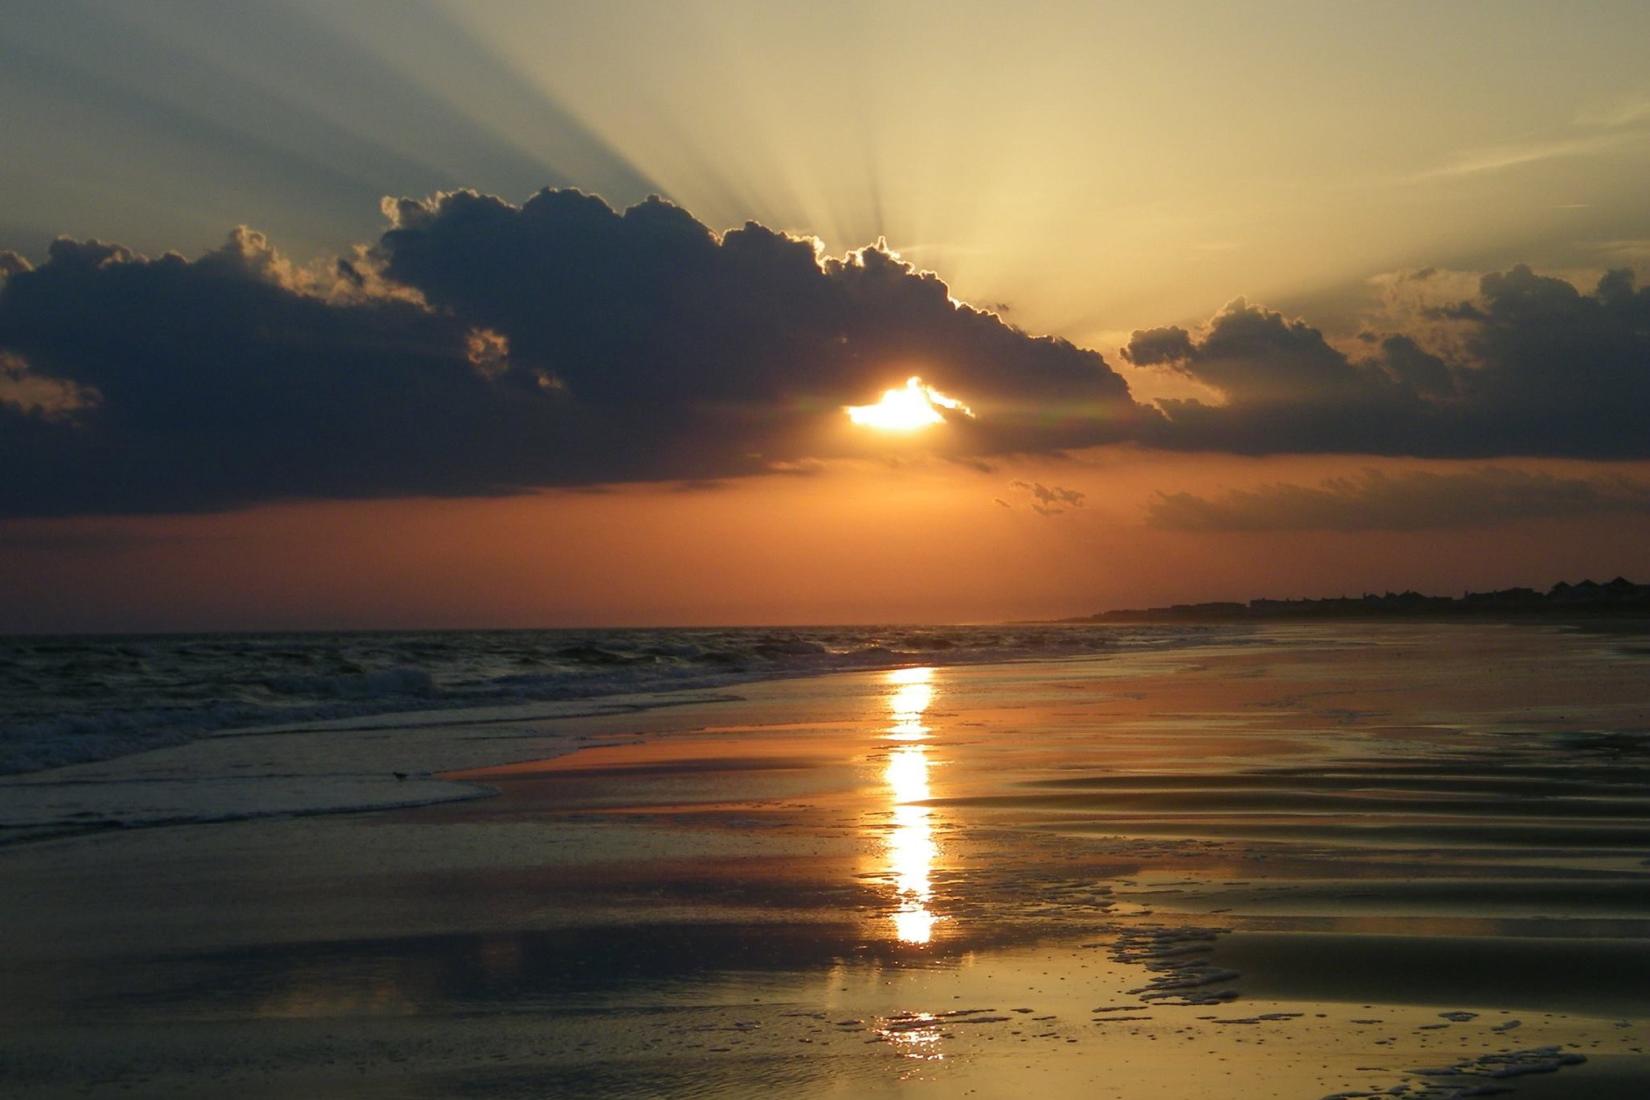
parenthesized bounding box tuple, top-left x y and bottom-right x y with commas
(881, 666, 943, 943)
(888, 666, 933, 741)
(845, 377, 973, 432)
(887, 744, 937, 943)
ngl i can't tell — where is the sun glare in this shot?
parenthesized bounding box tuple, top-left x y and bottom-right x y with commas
(845, 377, 974, 432)
(881, 666, 943, 945)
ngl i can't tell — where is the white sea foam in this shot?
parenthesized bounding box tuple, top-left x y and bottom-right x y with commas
(0, 624, 1254, 775)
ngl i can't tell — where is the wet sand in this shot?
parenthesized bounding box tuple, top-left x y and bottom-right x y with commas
(4, 623, 1650, 1098)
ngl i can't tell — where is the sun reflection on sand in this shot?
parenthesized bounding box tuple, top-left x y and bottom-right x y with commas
(881, 666, 944, 944)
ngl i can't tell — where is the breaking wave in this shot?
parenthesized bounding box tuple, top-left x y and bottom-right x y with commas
(0, 624, 1247, 774)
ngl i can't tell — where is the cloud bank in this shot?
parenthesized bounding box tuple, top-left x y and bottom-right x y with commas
(1125, 266, 1650, 459)
(2, 188, 1649, 516)
(1147, 468, 1650, 532)
(0, 191, 1145, 516)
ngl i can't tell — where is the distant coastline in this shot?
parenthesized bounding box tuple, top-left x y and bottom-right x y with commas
(1071, 577, 1650, 624)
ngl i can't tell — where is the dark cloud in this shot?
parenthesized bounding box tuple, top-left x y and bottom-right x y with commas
(1147, 468, 1650, 532)
(1119, 325, 1194, 367)
(3, 187, 1649, 519)
(1010, 480, 1086, 515)
(0, 231, 546, 516)
(1127, 299, 1437, 454)
(0, 190, 1147, 517)
(1447, 265, 1650, 458)
(1127, 268, 1650, 458)
(1371, 334, 1455, 399)
(373, 190, 1151, 459)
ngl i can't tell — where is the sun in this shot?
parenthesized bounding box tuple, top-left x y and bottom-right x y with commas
(845, 377, 974, 431)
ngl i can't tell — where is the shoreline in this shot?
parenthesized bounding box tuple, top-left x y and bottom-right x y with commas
(0, 621, 1241, 777)
(3, 623, 1649, 1097)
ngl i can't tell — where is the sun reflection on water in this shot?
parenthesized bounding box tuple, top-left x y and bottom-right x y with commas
(876, 1010, 947, 1060)
(888, 667, 933, 741)
(881, 666, 944, 944)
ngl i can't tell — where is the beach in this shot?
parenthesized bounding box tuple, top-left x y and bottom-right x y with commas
(4, 622, 1650, 1098)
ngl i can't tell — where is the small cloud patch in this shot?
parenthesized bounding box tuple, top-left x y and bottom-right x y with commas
(1010, 480, 1087, 516)
(1146, 467, 1650, 532)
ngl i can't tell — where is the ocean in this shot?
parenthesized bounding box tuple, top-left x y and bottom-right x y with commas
(0, 623, 1243, 774)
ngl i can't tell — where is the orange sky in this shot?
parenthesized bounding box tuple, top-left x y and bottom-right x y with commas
(6, 449, 1648, 632)
(4, 4, 1650, 631)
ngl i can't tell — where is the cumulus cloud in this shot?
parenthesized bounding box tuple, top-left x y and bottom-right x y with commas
(1445, 265, 1650, 457)
(0, 232, 532, 516)
(1124, 298, 1439, 453)
(1146, 468, 1650, 532)
(2, 186, 1650, 518)
(0, 190, 1148, 517)
(1127, 266, 1650, 458)
(371, 190, 1151, 457)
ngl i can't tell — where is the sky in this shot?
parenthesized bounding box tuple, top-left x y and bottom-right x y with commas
(2, 0, 1649, 630)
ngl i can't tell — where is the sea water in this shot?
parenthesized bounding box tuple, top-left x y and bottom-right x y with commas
(0, 624, 1242, 774)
